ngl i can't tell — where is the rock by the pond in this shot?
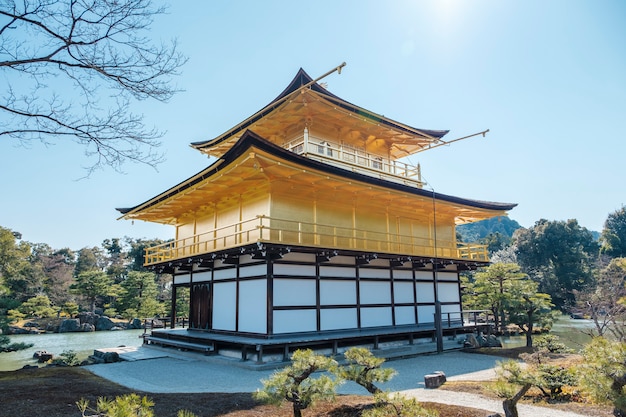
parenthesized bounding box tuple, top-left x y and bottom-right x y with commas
(33, 350, 54, 362)
(80, 323, 96, 332)
(128, 318, 143, 329)
(95, 316, 116, 331)
(58, 318, 81, 333)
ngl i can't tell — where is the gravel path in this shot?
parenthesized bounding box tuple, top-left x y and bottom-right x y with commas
(86, 347, 599, 417)
(402, 388, 598, 417)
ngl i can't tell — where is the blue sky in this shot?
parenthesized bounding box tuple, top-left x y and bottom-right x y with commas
(1, 0, 625, 250)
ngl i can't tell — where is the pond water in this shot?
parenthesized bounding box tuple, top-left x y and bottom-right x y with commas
(0, 329, 145, 371)
(499, 315, 595, 351)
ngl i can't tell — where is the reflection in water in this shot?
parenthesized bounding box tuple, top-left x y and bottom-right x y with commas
(499, 315, 595, 351)
(0, 329, 144, 371)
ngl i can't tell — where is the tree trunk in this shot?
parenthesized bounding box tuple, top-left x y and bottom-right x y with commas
(502, 383, 531, 417)
(293, 403, 302, 417)
(525, 312, 533, 347)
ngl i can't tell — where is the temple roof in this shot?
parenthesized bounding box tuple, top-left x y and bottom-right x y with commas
(118, 130, 517, 224)
(190, 68, 450, 159)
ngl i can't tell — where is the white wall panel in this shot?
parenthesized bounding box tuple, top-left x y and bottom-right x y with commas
(394, 270, 413, 280)
(173, 274, 190, 285)
(415, 270, 432, 280)
(417, 305, 436, 324)
(214, 267, 236, 280)
(320, 280, 356, 305)
(416, 282, 435, 303)
(239, 264, 267, 278)
(393, 282, 414, 303)
(359, 268, 389, 279)
(274, 310, 317, 333)
(238, 279, 266, 333)
(274, 264, 316, 277)
(361, 307, 392, 327)
(394, 306, 416, 325)
(320, 265, 356, 278)
(212, 282, 236, 331)
(274, 279, 316, 306)
(320, 308, 357, 330)
(359, 281, 391, 304)
(437, 282, 460, 303)
(437, 272, 459, 282)
(192, 271, 211, 283)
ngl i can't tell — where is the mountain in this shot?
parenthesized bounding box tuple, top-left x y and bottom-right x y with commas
(457, 216, 522, 242)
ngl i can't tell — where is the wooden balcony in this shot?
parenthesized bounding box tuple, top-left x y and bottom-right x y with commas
(144, 215, 488, 266)
(284, 133, 424, 188)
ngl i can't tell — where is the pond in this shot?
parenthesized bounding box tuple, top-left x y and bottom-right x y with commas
(499, 315, 595, 351)
(1, 329, 145, 371)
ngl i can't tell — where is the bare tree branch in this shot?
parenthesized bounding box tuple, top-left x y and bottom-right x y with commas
(0, 0, 187, 173)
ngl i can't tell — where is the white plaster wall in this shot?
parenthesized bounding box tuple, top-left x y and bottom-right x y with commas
(239, 264, 267, 278)
(359, 281, 391, 304)
(192, 271, 211, 283)
(238, 279, 267, 333)
(214, 267, 237, 280)
(360, 307, 392, 327)
(212, 282, 236, 331)
(359, 268, 389, 279)
(416, 282, 435, 303)
(320, 280, 356, 305)
(393, 281, 415, 303)
(173, 274, 191, 285)
(274, 279, 316, 306)
(274, 310, 317, 333)
(418, 305, 436, 324)
(320, 265, 356, 278)
(437, 282, 460, 303)
(394, 270, 413, 279)
(394, 306, 416, 325)
(437, 272, 459, 282)
(320, 308, 357, 330)
(281, 252, 316, 263)
(274, 264, 316, 277)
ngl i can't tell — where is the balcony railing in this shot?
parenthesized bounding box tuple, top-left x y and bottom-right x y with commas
(283, 133, 424, 188)
(144, 215, 488, 266)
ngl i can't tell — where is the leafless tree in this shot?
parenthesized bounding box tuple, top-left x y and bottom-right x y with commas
(576, 258, 626, 342)
(0, 0, 187, 173)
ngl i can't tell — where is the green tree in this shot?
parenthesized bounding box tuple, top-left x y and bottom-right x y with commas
(334, 347, 396, 394)
(579, 337, 626, 417)
(493, 359, 533, 417)
(363, 392, 438, 417)
(116, 271, 162, 319)
(463, 263, 527, 333)
(18, 295, 57, 318)
(103, 238, 128, 283)
(515, 219, 598, 310)
(74, 247, 106, 277)
(0, 227, 38, 300)
(255, 349, 340, 417)
(601, 206, 626, 258)
(126, 237, 166, 272)
(506, 278, 555, 348)
(70, 271, 115, 313)
(77, 394, 155, 417)
(1, 0, 186, 172)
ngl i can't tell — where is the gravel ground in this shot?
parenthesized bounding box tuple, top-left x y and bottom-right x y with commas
(86, 347, 594, 417)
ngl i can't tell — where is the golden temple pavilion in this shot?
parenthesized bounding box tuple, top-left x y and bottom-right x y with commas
(117, 64, 516, 361)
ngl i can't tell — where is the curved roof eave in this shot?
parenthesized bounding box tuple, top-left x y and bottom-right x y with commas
(190, 68, 449, 151)
(121, 130, 516, 218)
